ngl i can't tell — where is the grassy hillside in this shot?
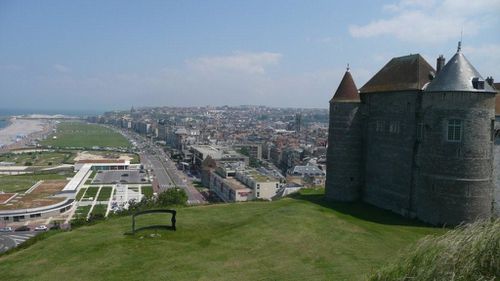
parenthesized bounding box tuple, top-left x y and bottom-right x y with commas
(42, 122, 130, 149)
(369, 219, 499, 281)
(0, 189, 445, 281)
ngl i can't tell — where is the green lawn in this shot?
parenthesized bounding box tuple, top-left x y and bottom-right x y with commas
(91, 203, 107, 216)
(82, 186, 100, 201)
(0, 189, 445, 281)
(141, 185, 153, 198)
(0, 172, 72, 193)
(97, 186, 113, 201)
(74, 205, 92, 218)
(42, 122, 130, 149)
(0, 151, 75, 166)
(76, 188, 87, 201)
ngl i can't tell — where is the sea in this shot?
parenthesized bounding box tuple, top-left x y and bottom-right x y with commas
(0, 108, 104, 130)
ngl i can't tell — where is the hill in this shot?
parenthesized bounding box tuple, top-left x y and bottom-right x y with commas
(0, 189, 444, 280)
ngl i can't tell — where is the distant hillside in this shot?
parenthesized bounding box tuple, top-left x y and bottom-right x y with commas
(369, 219, 499, 281)
(0, 189, 443, 281)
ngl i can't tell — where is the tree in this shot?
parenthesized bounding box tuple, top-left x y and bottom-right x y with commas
(157, 188, 188, 206)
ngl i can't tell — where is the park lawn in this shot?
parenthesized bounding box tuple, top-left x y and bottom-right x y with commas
(97, 186, 113, 201)
(82, 186, 100, 201)
(42, 122, 130, 149)
(74, 205, 92, 218)
(0, 189, 445, 281)
(0, 151, 75, 166)
(76, 188, 87, 201)
(91, 203, 107, 216)
(141, 185, 153, 198)
(0, 172, 72, 193)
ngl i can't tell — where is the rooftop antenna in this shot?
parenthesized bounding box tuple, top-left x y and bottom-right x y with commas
(457, 28, 463, 52)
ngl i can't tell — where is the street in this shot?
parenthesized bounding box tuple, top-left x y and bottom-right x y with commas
(118, 128, 206, 205)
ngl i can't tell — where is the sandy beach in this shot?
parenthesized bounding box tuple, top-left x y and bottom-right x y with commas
(0, 118, 52, 149)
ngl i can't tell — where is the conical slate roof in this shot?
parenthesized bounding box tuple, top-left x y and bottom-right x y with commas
(330, 70, 359, 103)
(360, 54, 434, 93)
(426, 51, 496, 93)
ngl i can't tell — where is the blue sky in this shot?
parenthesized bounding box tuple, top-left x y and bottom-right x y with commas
(1, 0, 499, 111)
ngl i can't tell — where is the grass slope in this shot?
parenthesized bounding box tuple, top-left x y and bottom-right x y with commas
(42, 122, 130, 149)
(369, 219, 499, 281)
(0, 189, 445, 281)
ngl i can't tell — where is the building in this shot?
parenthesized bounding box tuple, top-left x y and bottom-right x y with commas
(326, 45, 498, 225)
(207, 162, 284, 202)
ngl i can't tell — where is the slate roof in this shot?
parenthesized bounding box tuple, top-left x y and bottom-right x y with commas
(330, 70, 360, 103)
(425, 51, 496, 93)
(360, 54, 435, 94)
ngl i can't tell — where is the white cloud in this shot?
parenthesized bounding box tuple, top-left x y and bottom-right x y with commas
(53, 64, 71, 73)
(186, 52, 282, 74)
(350, 0, 500, 44)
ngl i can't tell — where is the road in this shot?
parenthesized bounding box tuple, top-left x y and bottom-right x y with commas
(0, 232, 37, 253)
(118, 128, 206, 205)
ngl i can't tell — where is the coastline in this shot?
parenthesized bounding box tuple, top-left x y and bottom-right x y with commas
(0, 117, 54, 152)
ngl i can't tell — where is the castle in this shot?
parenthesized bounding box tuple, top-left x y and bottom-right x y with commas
(325, 45, 499, 225)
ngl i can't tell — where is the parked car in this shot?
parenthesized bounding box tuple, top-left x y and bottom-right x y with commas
(0, 226, 13, 232)
(34, 225, 48, 231)
(15, 226, 30, 232)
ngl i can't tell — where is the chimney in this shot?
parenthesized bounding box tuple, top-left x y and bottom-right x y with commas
(486, 76, 494, 87)
(436, 55, 445, 73)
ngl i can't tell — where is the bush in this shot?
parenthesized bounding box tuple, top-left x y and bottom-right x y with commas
(369, 219, 500, 281)
(157, 188, 188, 206)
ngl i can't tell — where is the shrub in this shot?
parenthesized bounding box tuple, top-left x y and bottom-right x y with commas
(157, 188, 187, 206)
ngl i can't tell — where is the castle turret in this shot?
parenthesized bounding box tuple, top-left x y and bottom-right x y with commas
(416, 45, 496, 225)
(325, 68, 363, 201)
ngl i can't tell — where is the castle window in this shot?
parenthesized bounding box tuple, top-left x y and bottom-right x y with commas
(376, 120, 384, 132)
(389, 121, 400, 134)
(447, 119, 462, 142)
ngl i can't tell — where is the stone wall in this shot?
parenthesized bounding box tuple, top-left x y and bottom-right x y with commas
(416, 92, 496, 224)
(325, 101, 363, 201)
(361, 91, 419, 216)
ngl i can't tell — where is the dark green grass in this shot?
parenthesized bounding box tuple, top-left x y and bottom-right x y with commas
(91, 204, 107, 216)
(76, 188, 87, 201)
(0, 151, 75, 166)
(82, 186, 100, 200)
(0, 189, 445, 281)
(141, 185, 153, 198)
(75, 205, 91, 217)
(42, 122, 130, 149)
(0, 172, 71, 193)
(97, 186, 113, 201)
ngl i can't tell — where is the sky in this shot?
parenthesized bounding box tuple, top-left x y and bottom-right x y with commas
(1, 0, 499, 111)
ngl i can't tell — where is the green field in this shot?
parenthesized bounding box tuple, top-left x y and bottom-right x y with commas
(91, 203, 108, 216)
(0, 172, 73, 193)
(76, 188, 87, 201)
(141, 185, 153, 198)
(42, 122, 130, 149)
(75, 205, 92, 218)
(0, 151, 75, 166)
(82, 186, 100, 201)
(97, 186, 113, 201)
(0, 189, 445, 280)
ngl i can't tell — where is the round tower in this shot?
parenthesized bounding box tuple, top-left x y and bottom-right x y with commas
(325, 68, 363, 201)
(416, 46, 496, 225)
